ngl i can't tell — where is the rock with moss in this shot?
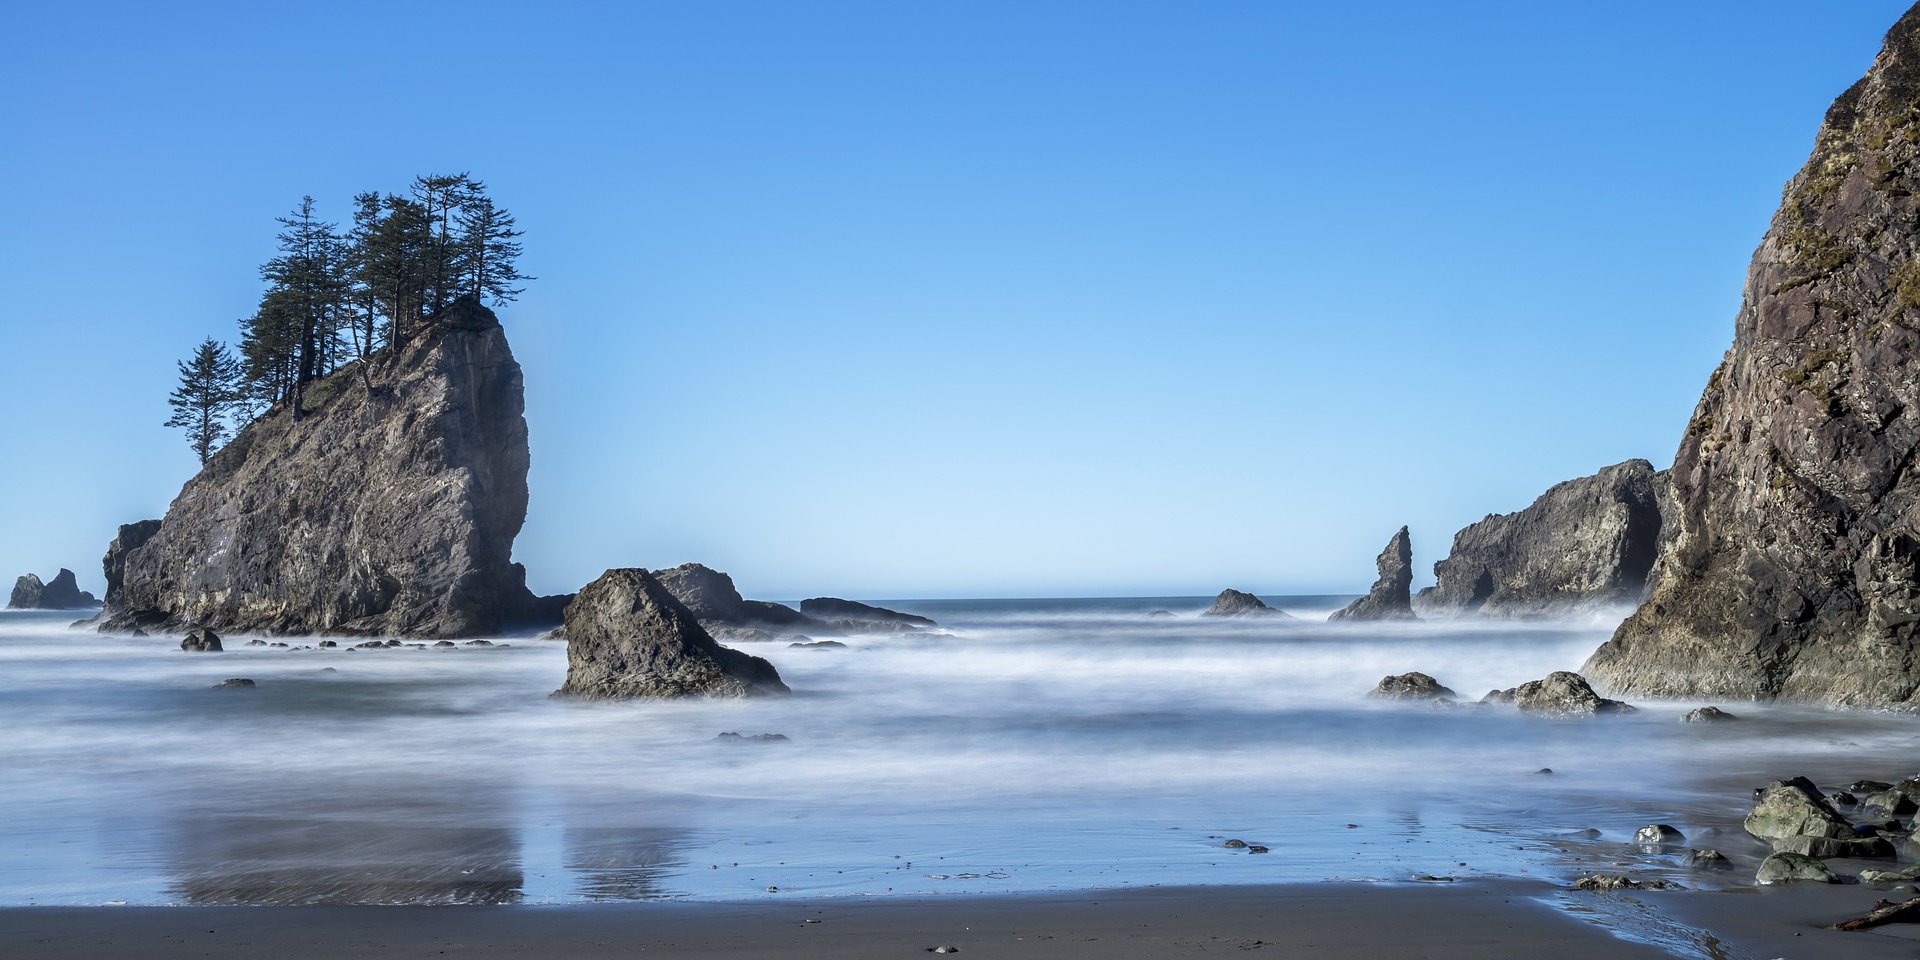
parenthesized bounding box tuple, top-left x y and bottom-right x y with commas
(1585, 8, 1920, 707)
(1745, 777, 1857, 844)
(1369, 672, 1455, 700)
(554, 568, 789, 700)
(1756, 852, 1840, 884)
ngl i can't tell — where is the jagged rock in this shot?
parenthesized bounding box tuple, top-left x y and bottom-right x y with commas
(1745, 777, 1857, 844)
(652, 563, 812, 631)
(1573, 875, 1679, 891)
(1414, 460, 1667, 617)
(1202, 589, 1288, 618)
(1587, 11, 1920, 706)
(211, 678, 255, 689)
(1368, 672, 1456, 701)
(1486, 671, 1633, 716)
(180, 628, 222, 652)
(553, 568, 789, 700)
(97, 520, 161, 621)
(1757, 852, 1840, 884)
(1331, 527, 1417, 621)
(1772, 834, 1897, 859)
(799, 597, 935, 628)
(1682, 706, 1738, 723)
(8, 569, 99, 610)
(99, 300, 531, 638)
(1865, 789, 1919, 817)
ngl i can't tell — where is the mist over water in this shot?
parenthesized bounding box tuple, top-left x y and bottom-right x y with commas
(2, 599, 1914, 905)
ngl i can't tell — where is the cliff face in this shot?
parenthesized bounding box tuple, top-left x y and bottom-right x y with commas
(1415, 460, 1666, 617)
(107, 299, 531, 638)
(1588, 8, 1920, 706)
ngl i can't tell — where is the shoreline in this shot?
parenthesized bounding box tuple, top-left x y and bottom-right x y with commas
(6, 880, 1920, 960)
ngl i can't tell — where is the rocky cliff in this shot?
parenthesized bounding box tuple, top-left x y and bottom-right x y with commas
(8, 568, 99, 609)
(103, 299, 532, 637)
(1414, 460, 1666, 617)
(1588, 8, 1920, 706)
(1330, 527, 1416, 621)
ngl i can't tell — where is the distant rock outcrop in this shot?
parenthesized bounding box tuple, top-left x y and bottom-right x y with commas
(1587, 9, 1920, 707)
(98, 299, 534, 638)
(1415, 460, 1667, 617)
(1202, 589, 1288, 618)
(554, 568, 789, 699)
(652, 563, 811, 631)
(799, 597, 935, 629)
(1330, 527, 1416, 621)
(8, 568, 99, 610)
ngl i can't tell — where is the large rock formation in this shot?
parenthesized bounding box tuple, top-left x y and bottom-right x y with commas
(651, 563, 810, 630)
(8, 568, 99, 609)
(98, 520, 161, 617)
(554, 568, 789, 699)
(1414, 460, 1667, 617)
(1202, 589, 1288, 618)
(1330, 527, 1416, 621)
(1588, 9, 1920, 706)
(101, 299, 533, 638)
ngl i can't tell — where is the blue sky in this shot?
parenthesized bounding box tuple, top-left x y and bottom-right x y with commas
(0, 1, 1909, 600)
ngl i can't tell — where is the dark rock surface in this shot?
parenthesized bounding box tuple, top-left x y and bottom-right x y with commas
(211, 678, 255, 689)
(1202, 589, 1288, 618)
(1588, 11, 1920, 706)
(99, 300, 531, 638)
(96, 520, 161, 619)
(554, 568, 789, 700)
(1368, 672, 1456, 701)
(1415, 460, 1667, 617)
(799, 597, 935, 628)
(1682, 706, 1739, 723)
(8, 568, 99, 609)
(651, 563, 812, 632)
(181, 628, 223, 652)
(1330, 527, 1416, 621)
(1484, 671, 1633, 716)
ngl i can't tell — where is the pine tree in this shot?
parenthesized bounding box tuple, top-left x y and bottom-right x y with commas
(457, 194, 530, 305)
(165, 338, 242, 464)
(410, 173, 479, 316)
(257, 197, 351, 417)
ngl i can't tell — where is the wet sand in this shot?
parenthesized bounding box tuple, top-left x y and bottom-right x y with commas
(7, 880, 1920, 959)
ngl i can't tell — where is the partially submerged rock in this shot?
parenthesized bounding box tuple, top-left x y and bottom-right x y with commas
(211, 678, 255, 689)
(1634, 824, 1685, 846)
(1574, 875, 1679, 891)
(798, 597, 934, 629)
(1202, 589, 1287, 618)
(554, 568, 789, 700)
(1684, 849, 1733, 871)
(1368, 672, 1456, 701)
(789, 639, 848, 649)
(8, 568, 99, 610)
(1484, 672, 1633, 716)
(714, 732, 790, 743)
(1330, 527, 1417, 621)
(1745, 778, 1857, 845)
(1415, 460, 1667, 617)
(180, 628, 222, 653)
(1756, 852, 1840, 884)
(1681, 706, 1738, 723)
(652, 563, 812, 631)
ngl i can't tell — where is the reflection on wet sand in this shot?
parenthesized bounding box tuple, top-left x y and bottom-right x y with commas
(565, 826, 688, 900)
(167, 794, 523, 905)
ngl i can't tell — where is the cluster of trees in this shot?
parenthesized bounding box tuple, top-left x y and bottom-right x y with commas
(165, 174, 529, 463)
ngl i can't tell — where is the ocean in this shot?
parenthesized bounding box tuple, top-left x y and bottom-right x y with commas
(0, 597, 1909, 905)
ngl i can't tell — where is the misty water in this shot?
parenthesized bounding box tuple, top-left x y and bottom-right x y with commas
(2, 597, 1915, 906)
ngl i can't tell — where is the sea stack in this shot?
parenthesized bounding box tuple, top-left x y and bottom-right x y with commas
(1202, 589, 1287, 617)
(1588, 9, 1920, 706)
(9, 568, 99, 609)
(1330, 527, 1416, 621)
(100, 298, 532, 638)
(1415, 460, 1666, 617)
(555, 568, 789, 699)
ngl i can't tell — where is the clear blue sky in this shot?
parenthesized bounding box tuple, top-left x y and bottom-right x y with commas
(0, 1, 1908, 600)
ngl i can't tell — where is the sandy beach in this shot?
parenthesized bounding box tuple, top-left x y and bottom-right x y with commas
(8, 880, 1920, 960)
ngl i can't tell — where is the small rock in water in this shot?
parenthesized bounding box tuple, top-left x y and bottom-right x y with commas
(180, 627, 222, 652)
(1247, 845, 1270, 854)
(715, 732, 790, 743)
(1368, 672, 1456, 701)
(1574, 875, 1679, 891)
(1535, 768, 1554, 776)
(433, 640, 456, 647)
(354, 640, 384, 649)
(269, 642, 288, 648)
(244, 639, 266, 647)
(789, 640, 849, 649)
(1829, 792, 1860, 807)
(1681, 706, 1737, 723)
(1684, 849, 1732, 871)
(210, 678, 255, 689)
(931, 947, 961, 954)
(1223, 839, 1248, 849)
(466, 639, 494, 646)
(1573, 828, 1603, 839)
(1849, 779, 1894, 794)
(317, 640, 337, 648)
(1635, 824, 1685, 846)
(1411, 874, 1455, 883)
